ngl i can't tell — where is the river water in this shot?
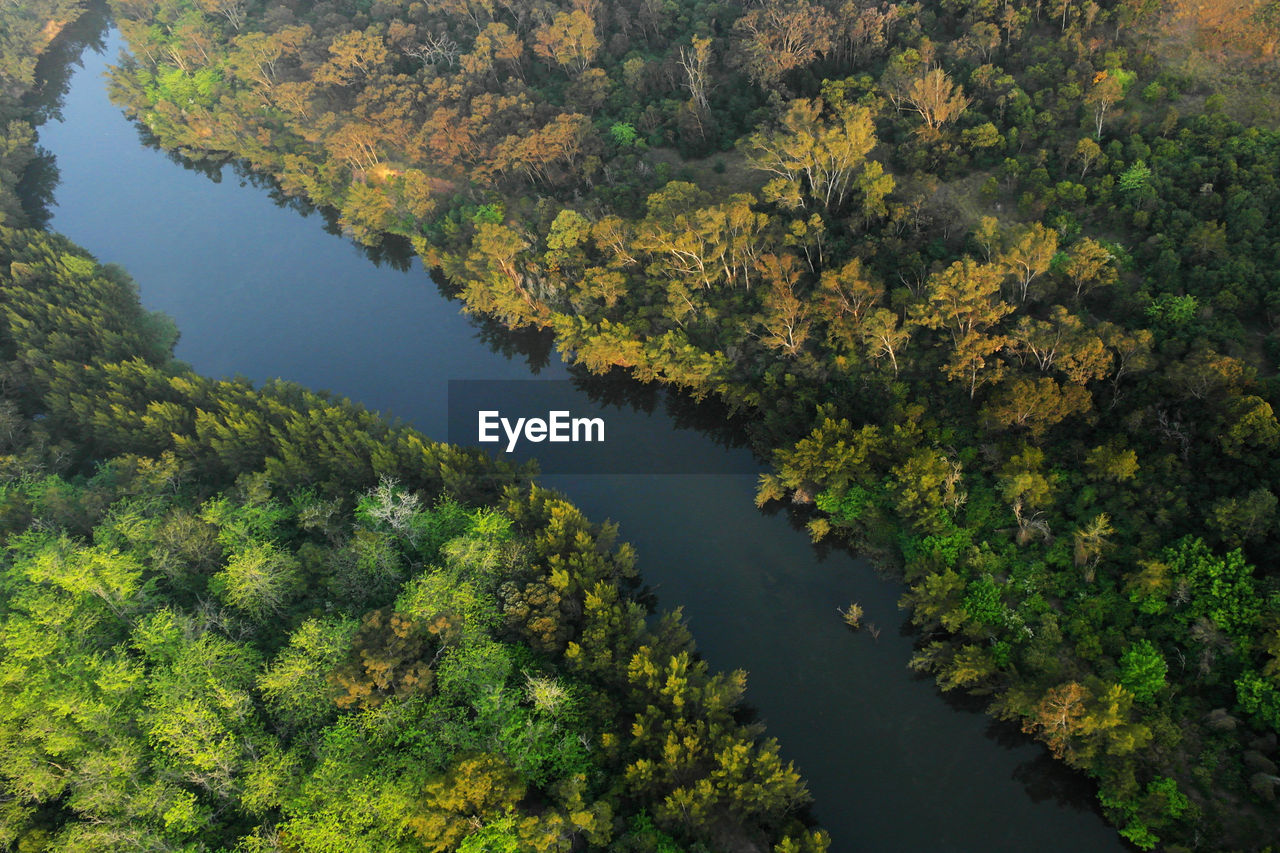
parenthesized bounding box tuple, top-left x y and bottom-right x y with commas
(32, 25, 1127, 852)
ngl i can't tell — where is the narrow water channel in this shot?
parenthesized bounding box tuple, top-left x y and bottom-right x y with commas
(32, 26, 1127, 852)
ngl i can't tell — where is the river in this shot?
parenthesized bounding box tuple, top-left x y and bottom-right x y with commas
(32, 23, 1127, 853)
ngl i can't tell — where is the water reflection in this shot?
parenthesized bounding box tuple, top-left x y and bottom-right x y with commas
(17, 3, 110, 227)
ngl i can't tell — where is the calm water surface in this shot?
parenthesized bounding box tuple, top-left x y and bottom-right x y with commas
(34, 28, 1127, 853)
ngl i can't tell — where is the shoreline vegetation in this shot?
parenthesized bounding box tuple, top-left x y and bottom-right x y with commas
(92, 0, 1280, 846)
(0, 4, 829, 851)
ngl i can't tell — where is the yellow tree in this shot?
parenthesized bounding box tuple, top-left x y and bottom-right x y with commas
(1024, 682, 1091, 759)
(1060, 237, 1116, 301)
(314, 29, 388, 88)
(981, 375, 1093, 438)
(899, 68, 971, 136)
(195, 0, 246, 30)
(532, 10, 599, 73)
(912, 258, 1013, 397)
(756, 253, 812, 356)
(861, 307, 910, 376)
(1008, 306, 1110, 383)
(733, 0, 835, 88)
(1086, 69, 1125, 139)
(1073, 512, 1114, 581)
(816, 257, 885, 351)
(999, 222, 1058, 303)
(678, 36, 713, 117)
(744, 98, 892, 216)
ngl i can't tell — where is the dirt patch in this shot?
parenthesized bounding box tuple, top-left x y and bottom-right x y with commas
(641, 147, 767, 196)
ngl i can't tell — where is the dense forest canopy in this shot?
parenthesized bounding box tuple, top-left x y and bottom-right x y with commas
(90, 0, 1280, 847)
(0, 5, 829, 851)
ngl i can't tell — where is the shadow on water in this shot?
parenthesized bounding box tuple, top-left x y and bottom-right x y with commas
(23, 4, 110, 124)
(471, 314, 559, 375)
(16, 3, 110, 227)
(127, 121, 420, 272)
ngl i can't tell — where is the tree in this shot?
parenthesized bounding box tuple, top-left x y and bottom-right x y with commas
(1119, 640, 1167, 703)
(912, 259, 1013, 397)
(734, 0, 835, 88)
(225, 27, 310, 91)
(898, 68, 971, 135)
(1074, 137, 1103, 177)
(744, 98, 891, 216)
(1000, 223, 1058, 303)
(678, 36, 713, 120)
(1097, 322, 1154, 398)
(1008, 307, 1110, 383)
(531, 11, 599, 72)
(210, 541, 301, 619)
(1073, 513, 1114, 581)
(1208, 488, 1278, 548)
(195, 0, 246, 30)
(1085, 444, 1139, 482)
(891, 449, 966, 532)
(982, 376, 1092, 438)
(1025, 682, 1091, 759)
(757, 253, 811, 356)
(914, 258, 1011, 346)
(1060, 238, 1117, 301)
(862, 308, 910, 375)
(314, 29, 388, 87)
(1086, 69, 1128, 139)
(816, 257, 885, 349)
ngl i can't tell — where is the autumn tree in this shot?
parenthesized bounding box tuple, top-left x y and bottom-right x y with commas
(314, 28, 389, 88)
(1085, 69, 1129, 139)
(999, 223, 1059, 303)
(225, 26, 310, 92)
(1008, 307, 1111, 384)
(897, 68, 971, 136)
(532, 10, 599, 72)
(861, 308, 910, 375)
(912, 259, 1014, 397)
(982, 375, 1093, 438)
(756, 253, 812, 356)
(744, 98, 893, 217)
(1059, 237, 1117, 301)
(815, 257, 885, 352)
(733, 0, 835, 88)
(678, 35, 713, 120)
(1024, 682, 1091, 759)
(195, 0, 246, 31)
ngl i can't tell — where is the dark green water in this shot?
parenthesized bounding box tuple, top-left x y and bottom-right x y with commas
(32, 26, 1128, 853)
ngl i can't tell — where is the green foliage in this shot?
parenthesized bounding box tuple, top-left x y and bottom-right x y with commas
(471, 203, 505, 225)
(1144, 293, 1198, 328)
(963, 575, 1007, 628)
(1164, 537, 1260, 639)
(610, 122, 640, 147)
(1118, 160, 1153, 194)
(1119, 640, 1167, 703)
(814, 483, 877, 523)
(0, 223, 821, 851)
(1236, 670, 1280, 730)
(458, 815, 522, 852)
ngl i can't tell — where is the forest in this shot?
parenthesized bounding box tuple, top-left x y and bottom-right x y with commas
(4, 0, 1280, 847)
(0, 3, 828, 851)
(84, 0, 1280, 847)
